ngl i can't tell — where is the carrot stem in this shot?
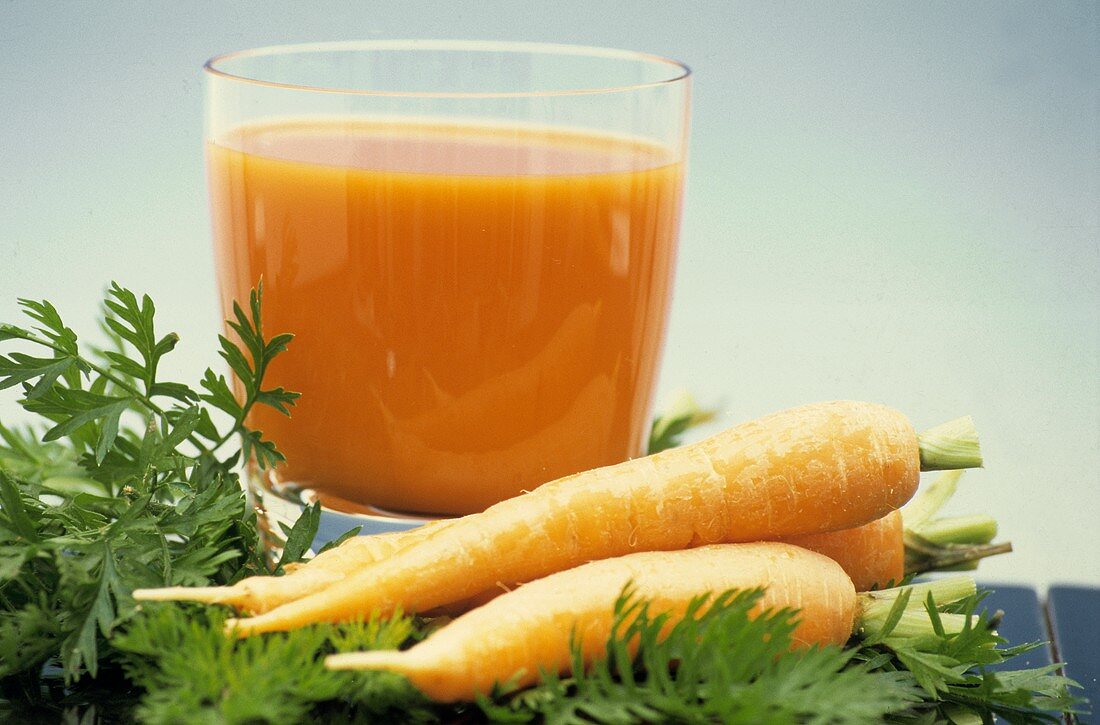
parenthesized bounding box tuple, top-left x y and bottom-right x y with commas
(904, 531, 1013, 574)
(917, 416, 982, 471)
(900, 470, 1010, 574)
(918, 515, 998, 546)
(901, 471, 964, 529)
(857, 575, 977, 643)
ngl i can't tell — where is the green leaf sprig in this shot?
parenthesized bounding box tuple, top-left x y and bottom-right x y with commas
(112, 604, 433, 725)
(857, 590, 1084, 723)
(0, 282, 302, 687)
(647, 391, 716, 455)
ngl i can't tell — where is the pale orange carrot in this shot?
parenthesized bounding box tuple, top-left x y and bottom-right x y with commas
(325, 542, 977, 702)
(328, 543, 853, 701)
(221, 401, 981, 635)
(783, 511, 904, 592)
(134, 519, 454, 613)
(428, 513, 903, 616)
(137, 408, 982, 621)
(782, 468, 1009, 591)
(439, 503, 1001, 615)
(133, 513, 898, 616)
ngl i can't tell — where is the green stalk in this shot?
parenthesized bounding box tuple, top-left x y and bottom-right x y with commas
(918, 416, 983, 471)
(905, 531, 1013, 573)
(918, 515, 998, 546)
(899, 470, 1012, 574)
(901, 470, 963, 529)
(857, 576, 977, 644)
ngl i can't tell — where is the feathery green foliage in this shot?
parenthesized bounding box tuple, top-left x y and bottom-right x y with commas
(113, 604, 434, 725)
(858, 591, 1084, 723)
(6, 580, 1086, 724)
(647, 391, 716, 454)
(0, 283, 305, 687)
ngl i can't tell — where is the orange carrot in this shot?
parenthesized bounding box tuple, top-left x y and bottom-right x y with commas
(783, 511, 904, 592)
(134, 520, 454, 613)
(133, 513, 901, 615)
(325, 542, 977, 702)
(137, 478, 1003, 616)
(782, 469, 1008, 591)
(137, 408, 983, 622)
(438, 503, 1000, 614)
(328, 543, 853, 701)
(431, 513, 904, 616)
(223, 401, 973, 635)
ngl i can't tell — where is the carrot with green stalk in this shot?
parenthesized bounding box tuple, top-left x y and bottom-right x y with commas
(135, 402, 990, 620)
(326, 542, 977, 702)
(187, 400, 981, 634)
(436, 480, 1007, 615)
(787, 470, 1010, 591)
(226, 504, 994, 618)
(135, 470, 1002, 615)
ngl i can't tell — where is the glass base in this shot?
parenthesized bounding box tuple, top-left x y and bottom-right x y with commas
(248, 469, 442, 565)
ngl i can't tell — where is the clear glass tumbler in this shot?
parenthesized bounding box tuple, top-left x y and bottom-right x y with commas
(204, 41, 691, 551)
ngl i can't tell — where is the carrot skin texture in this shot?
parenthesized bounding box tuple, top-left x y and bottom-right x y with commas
(243, 533, 410, 611)
(325, 542, 858, 702)
(133, 520, 455, 612)
(784, 510, 905, 592)
(241, 519, 457, 612)
(434, 512, 906, 616)
(227, 401, 917, 634)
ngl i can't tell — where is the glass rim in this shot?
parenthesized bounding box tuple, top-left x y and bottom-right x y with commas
(203, 39, 691, 99)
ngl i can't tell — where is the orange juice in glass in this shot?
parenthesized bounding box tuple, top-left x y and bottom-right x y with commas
(203, 41, 690, 546)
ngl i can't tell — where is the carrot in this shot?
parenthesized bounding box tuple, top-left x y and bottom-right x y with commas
(786, 468, 1011, 589)
(325, 542, 977, 702)
(431, 505, 978, 616)
(134, 519, 454, 613)
(136, 408, 984, 619)
(136, 469, 1001, 615)
(432, 478, 1006, 613)
(783, 511, 904, 592)
(132, 515, 896, 615)
(215, 401, 979, 635)
(433, 512, 903, 616)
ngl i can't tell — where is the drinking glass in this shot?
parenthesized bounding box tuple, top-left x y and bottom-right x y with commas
(204, 41, 691, 552)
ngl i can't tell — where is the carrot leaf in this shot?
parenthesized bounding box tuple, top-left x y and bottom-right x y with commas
(0, 283, 302, 687)
(855, 590, 1086, 722)
(901, 471, 1014, 576)
(110, 604, 434, 725)
(647, 391, 716, 454)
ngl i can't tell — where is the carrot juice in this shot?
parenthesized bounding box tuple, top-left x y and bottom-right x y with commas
(208, 119, 683, 515)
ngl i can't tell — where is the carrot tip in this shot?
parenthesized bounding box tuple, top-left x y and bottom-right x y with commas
(325, 651, 405, 671)
(223, 618, 249, 637)
(132, 586, 238, 604)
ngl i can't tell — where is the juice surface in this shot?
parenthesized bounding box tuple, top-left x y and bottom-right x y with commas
(208, 119, 683, 515)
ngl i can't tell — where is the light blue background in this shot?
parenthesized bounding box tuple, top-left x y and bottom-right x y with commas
(1, 1, 1097, 586)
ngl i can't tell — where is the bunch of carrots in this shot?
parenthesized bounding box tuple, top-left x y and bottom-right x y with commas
(136, 400, 1001, 702)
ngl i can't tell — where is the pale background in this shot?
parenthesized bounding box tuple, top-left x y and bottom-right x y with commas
(1, 1, 1097, 586)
